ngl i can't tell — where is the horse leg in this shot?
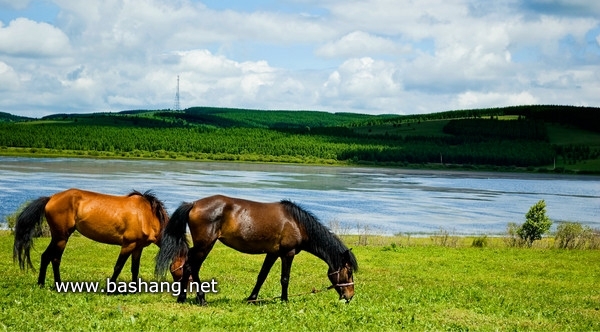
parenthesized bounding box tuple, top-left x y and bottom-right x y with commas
(247, 253, 278, 303)
(176, 259, 192, 303)
(109, 243, 135, 283)
(189, 253, 207, 306)
(130, 247, 143, 282)
(38, 242, 54, 287)
(176, 243, 215, 305)
(190, 242, 217, 306)
(50, 239, 69, 287)
(279, 253, 295, 301)
(38, 238, 68, 287)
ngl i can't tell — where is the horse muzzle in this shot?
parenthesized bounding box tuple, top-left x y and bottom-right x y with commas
(340, 292, 354, 303)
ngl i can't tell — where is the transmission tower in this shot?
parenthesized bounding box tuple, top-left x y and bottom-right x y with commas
(173, 75, 181, 111)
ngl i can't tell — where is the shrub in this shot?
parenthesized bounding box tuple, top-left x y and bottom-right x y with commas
(555, 222, 589, 249)
(431, 227, 458, 247)
(555, 222, 600, 250)
(327, 219, 350, 236)
(587, 229, 600, 250)
(357, 224, 371, 246)
(504, 222, 526, 247)
(471, 235, 488, 248)
(382, 242, 401, 252)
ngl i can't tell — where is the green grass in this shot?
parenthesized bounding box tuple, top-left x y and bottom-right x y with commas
(1, 232, 599, 331)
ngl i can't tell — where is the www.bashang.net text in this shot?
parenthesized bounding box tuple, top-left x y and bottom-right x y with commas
(55, 278, 218, 297)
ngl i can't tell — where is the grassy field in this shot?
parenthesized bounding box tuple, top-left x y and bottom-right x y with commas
(1, 232, 599, 331)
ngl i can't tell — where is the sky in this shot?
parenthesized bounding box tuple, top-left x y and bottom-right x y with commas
(0, 0, 599, 118)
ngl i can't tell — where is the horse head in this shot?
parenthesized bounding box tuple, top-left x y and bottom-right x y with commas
(169, 255, 186, 282)
(328, 249, 356, 303)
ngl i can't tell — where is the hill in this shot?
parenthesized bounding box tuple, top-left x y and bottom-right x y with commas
(0, 105, 598, 174)
(0, 112, 31, 123)
(156, 107, 381, 128)
(37, 107, 382, 129)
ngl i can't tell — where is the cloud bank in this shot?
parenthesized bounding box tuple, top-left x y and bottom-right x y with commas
(0, 0, 599, 117)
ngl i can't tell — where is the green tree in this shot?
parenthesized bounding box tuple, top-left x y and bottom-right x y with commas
(517, 200, 552, 247)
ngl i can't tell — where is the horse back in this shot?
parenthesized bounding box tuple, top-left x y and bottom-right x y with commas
(45, 188, 160, 245)
(189, 195, 304, 254)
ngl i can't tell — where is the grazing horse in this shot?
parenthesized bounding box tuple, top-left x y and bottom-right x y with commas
(155, 195, 358, 305)
(13, 188, 184, 286)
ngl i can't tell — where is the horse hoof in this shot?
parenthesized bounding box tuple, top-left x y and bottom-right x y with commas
(196, 295, 208, 306)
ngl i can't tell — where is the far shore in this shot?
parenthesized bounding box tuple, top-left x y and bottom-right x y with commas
(1, 147, 598, 179)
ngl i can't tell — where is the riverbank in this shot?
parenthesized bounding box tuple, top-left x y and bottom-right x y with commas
(2, 146, 596, 176)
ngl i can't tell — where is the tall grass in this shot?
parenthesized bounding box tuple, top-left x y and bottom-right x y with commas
(1, 232, 599, 331)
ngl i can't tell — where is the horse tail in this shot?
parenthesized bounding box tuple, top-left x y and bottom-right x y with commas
(13, 196, 51, 270)
(155, 202, 193, 279)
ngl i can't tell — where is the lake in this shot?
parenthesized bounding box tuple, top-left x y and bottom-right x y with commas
(1, 156, 598, 235)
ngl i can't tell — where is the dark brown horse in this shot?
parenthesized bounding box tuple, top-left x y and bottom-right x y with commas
(13, 188, 184, 287)
(155, 195, 358, 305)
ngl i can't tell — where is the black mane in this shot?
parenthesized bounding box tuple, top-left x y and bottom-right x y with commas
(129, 190, 168, 229)
(280, 200, 358, 272)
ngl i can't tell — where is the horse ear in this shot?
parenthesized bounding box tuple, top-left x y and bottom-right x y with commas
(344, 248, 358, 272)
(343, 249, 352, 260)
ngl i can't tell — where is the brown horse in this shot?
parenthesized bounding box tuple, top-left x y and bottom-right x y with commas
(155, 195, 358, 305)
(13, 188, 184, 287)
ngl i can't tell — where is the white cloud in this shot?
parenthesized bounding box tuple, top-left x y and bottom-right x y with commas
(0, 18, 71, 57)
(172, 50, 278, 103)
(0, 61, 19, 91)
(316, 31, 410, 58)
(457, 91, 538, 109)
(317, 57, 403, 112)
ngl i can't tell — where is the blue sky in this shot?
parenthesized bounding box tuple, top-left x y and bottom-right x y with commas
(0, 0, 599, 117)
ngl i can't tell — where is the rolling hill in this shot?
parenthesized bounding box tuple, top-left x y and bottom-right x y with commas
(0, 105, 598, 173)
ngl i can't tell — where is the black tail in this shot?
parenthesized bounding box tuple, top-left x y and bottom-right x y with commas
(13, 196, 51, 270)
(154, 202, 193, 279)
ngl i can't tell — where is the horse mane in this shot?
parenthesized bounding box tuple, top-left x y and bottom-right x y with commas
(128, 190, 169, 229)
(280, 200, 358, 272)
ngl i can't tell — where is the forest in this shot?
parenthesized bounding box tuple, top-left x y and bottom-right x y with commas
(0, 105, 598, 173)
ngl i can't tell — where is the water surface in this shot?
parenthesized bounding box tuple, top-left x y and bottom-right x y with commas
(1, 157, 598, 235)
